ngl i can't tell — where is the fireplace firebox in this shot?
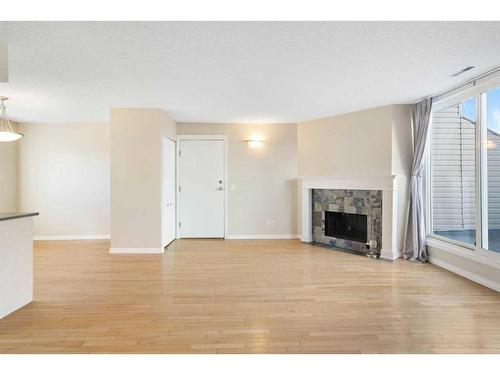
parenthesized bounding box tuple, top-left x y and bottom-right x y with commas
(325, 211, 367, 243)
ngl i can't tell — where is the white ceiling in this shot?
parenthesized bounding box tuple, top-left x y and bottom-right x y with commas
(1, 21, 500, 124)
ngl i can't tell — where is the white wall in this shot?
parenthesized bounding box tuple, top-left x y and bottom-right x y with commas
(177, 123, 298, 237)
(13, 106, 410, 253)
(110, 108, 176, 251)
(18, 123, 110, 239)
(0, 122, 18, 212)
(298, 106, 393, 177)
(297, 105, 412, 252)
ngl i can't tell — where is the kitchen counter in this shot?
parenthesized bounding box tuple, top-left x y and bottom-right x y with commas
(0, 212, 39, 222)
(0, 212, 39, 319)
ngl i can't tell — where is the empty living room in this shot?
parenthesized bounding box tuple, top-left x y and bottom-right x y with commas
(1, 1, 500, 373)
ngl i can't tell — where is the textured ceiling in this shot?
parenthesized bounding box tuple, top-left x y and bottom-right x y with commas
(1, 21, 500, 123)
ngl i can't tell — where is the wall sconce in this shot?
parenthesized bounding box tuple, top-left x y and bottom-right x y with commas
(245, 139, 264, 148)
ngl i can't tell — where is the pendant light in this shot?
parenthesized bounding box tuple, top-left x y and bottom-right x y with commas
(0, 97, 23, 142)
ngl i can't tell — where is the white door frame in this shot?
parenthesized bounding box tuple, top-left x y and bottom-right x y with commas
(162, 136, 177, 247)
(176, 135, 229, 239)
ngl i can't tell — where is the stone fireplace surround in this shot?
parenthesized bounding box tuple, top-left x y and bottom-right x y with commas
(312, 189, 382, 254)
(298, 176, 400, 261)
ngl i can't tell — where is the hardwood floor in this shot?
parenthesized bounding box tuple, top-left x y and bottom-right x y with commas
(0, 239, 499, 353)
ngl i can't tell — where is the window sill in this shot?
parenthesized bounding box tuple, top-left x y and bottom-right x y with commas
(426, 236, 500, 270)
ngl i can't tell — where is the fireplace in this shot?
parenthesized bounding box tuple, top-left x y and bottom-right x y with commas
(299, 176, 401, 260)
(311, 188, 382, 255)
(325, 211, 367, 243)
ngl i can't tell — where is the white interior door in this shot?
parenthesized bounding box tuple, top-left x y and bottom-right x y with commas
(179, 139, 225, 238)
(162, 137, 176, 247)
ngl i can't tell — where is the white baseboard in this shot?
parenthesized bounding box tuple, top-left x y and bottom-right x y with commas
(109, 248, 164, 254)
(225, 234, 299, 240)
(380, 248, 401, 261)
(34, 234, 110, 241)
(429, 256, 500, 292)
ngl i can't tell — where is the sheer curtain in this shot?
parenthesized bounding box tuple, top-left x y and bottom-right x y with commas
(403, 98, 433, 261)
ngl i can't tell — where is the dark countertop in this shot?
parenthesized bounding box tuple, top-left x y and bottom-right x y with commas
(0, 212, 39, 222)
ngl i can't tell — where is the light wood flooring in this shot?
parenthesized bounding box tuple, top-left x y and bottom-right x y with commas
(0, 239, 500, 353)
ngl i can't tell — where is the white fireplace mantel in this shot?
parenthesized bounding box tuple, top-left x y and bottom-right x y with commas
(298, 175, 400, 261)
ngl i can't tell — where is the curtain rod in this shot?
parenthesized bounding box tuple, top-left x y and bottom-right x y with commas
(429, 64, 500, 101)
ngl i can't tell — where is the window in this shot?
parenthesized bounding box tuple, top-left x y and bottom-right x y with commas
(431, 98, 476, 246)
(483, 87, 500, 253)
(429, 78, 500, 260)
